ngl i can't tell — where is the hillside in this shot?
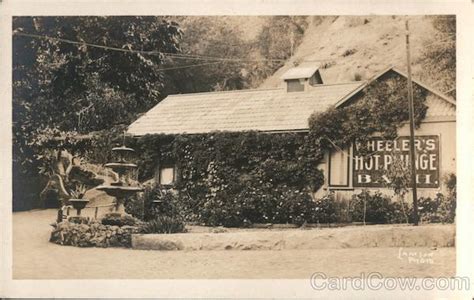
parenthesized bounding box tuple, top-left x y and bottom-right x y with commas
(259, 16, 446, 92)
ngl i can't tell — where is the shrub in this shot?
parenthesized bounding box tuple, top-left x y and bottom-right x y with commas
(342, 48, 357, 57)
(313, 193, 338, 224)
(140, 216, 186, 234)
(101, 213, 138, 227)
(127, 184, 185, 222)
(387, 200, 413, 224)
(350, 191, 393, 224)
(50, 220, 140, 248)
(125, 195, 145, 221)
(418, 193, 455, 224)
(273, 188, 317, 225)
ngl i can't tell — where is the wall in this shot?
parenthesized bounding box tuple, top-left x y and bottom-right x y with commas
(319, 118, 456, 201)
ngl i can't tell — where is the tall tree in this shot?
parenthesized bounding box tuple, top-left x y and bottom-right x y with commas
(12, 16, 182, 210)
(161, 17, 253, 94)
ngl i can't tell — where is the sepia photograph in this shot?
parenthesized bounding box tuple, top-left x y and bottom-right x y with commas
(2, 2, 473, 298)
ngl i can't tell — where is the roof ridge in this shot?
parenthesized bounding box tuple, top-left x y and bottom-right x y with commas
(166, 87, 284, 97)
(308, 81, 366, 87)
(166, 81, 364, 98)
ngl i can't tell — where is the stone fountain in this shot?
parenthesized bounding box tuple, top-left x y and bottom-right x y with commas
(97, 145, 143, 213)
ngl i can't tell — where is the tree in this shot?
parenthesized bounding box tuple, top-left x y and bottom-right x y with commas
(160, 17, 254, 94)
(254, 16, 309, 83)
(13, 16, 182, 133)
(12, 16, 182, 210)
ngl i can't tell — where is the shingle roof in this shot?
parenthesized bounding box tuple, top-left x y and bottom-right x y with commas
(127, 82, 364, 136)
(280, 66, 320, 80)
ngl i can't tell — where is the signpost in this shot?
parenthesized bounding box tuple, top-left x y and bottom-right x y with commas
(405, 19, 419, 225)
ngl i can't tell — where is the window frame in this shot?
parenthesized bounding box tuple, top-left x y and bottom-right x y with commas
(157, 164, 176, 188)
(328, 146, 352, 189)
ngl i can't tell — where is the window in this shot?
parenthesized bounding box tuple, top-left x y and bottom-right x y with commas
(328, 148, 350, 187)
(158, 165, 175, 186)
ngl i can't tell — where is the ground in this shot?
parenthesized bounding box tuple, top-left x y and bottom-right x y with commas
(13, 209, 455, 279)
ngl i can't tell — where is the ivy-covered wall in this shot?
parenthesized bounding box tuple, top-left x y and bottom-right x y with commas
(131, 72, 427, 225)
(127, 70, 430, 226)
(130, 132, 325, 226)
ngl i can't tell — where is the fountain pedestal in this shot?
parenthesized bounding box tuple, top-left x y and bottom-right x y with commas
(96, 146, 143, 214)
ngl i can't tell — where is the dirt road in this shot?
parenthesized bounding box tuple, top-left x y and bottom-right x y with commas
(12, 209, 455, 279)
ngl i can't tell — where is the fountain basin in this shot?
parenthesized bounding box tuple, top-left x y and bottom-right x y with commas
(104, 162, 138, 176)
(105, 162, 137, 169)
(69, 198, 89, 216)
(112, 146, 135, 153)
(96, 185, 143, 198)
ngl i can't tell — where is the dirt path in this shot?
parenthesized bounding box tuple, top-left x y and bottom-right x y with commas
(13, 209, 455, 279)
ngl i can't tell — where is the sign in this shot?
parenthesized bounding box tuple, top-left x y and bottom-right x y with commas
(353, 135, 439, 188)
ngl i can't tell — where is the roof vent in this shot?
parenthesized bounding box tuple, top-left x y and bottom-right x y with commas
(281, 66, 323, 92)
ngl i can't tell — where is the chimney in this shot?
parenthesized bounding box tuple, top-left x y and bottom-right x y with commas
(280, 65, 323, 92)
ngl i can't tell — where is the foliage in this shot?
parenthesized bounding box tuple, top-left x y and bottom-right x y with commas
(160, 16, 309, 93)
(85, 125, 128, 164)
(13, 16, 181, 133)
(349, 184, 456, 225)
(383, 151, 412, 223)
(418, 194, 454, 224)
(131, 71, 429, 226)
(384, 151, 411, 197)
(420, 15, 456, 97)
(308, 71, 428, 154)
(69, 184, 87, 199)
(12, 16, 182, 210)
(350, 191, 395, 224)
(130, 131, 325, 227)
(50, 220, 140, 247)
(444, 173, 456, 198)
(255, 16, 309, 82)
(13, 127, 93, 210)
(313, 193, 338, 224)
(418, 174, 456, 223)
(124, 194, 146, 221)
(127, 184, 185, 221)
(101, 212, 139, 227)
(162, 17, 251, 93)
(140, 216, 187, 234)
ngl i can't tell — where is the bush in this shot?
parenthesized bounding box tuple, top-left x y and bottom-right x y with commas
(349, 187, 456, 225)
(313, 193, 338, 224)
(126, 184, 185, 222)
(350, 191, 393, 224)
(276, 189, 318, 225)
(101, 213, 138, 227)
(387, 200, 412, 224)
(140, 216, 186, 234)
(418, 193, 455, 224)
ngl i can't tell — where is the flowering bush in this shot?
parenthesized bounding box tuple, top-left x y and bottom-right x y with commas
(313, 193, 338, 224)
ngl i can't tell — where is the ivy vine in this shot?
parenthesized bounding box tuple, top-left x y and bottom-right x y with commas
(128, 72, 428, 226)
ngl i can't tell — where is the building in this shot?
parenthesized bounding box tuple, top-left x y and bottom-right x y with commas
(128, 65, 456, 200)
